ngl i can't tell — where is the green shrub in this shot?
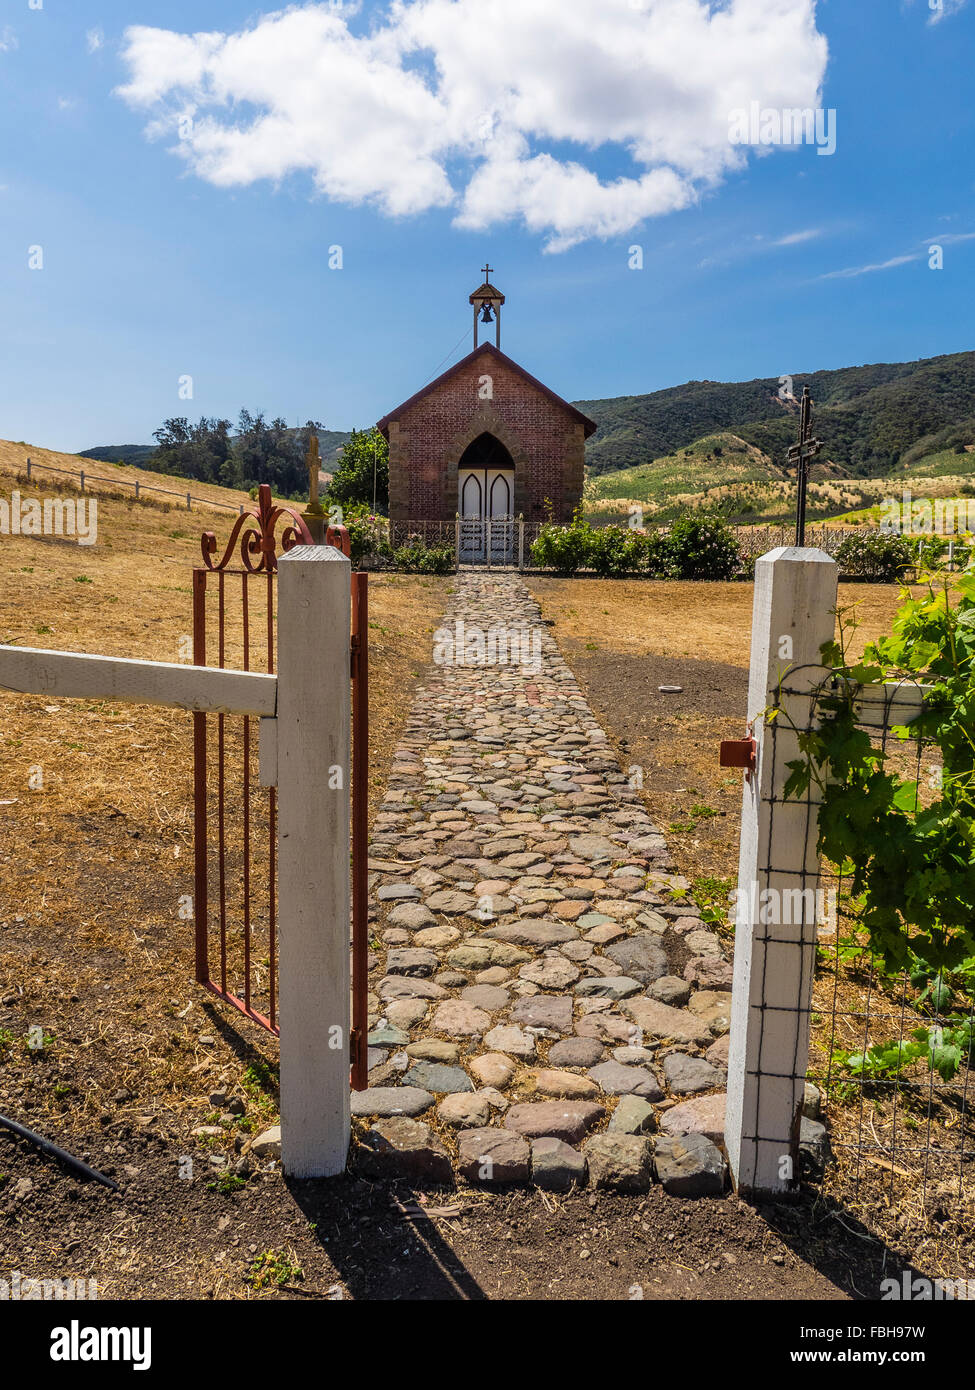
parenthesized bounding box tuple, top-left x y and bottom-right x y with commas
(530, 515, 741, 580)
(835, 532, 913, 581)
(530, 514, 593, 575)
(588, 526, 647, 577)
(910, 533, 949, 567)
(337, 504, 391, 569)
(393, 540, 454, 574)
(784, 571, 975, 978)
(664, 515, 741, 580)
(908, 534, 973, 570)
(642, 530, 674, 577)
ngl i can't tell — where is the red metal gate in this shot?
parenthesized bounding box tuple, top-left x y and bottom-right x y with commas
(191, 484, 369, 1087)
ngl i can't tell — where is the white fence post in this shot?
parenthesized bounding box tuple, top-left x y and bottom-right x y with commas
(276, 545, 352, 1178)
(725, 546, 838, 1197)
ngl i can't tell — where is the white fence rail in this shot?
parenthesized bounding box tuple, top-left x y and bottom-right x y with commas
(0, 646, 276, 716)
(0, 544, 352, 1179)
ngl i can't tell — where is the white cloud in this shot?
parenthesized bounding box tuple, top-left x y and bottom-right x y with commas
(773, 228, 822, 246)
(0, 27, 18, 53)
(927, 0, 968, 23)
(818, 254, 920, 280)
(87, 28, 104, 54)
(116, 0, 829, 251)
(818, 229, 975, 280)
(904, 0, 967, 24)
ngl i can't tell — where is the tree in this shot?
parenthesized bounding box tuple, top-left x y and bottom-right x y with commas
(148, 409, 330, 500)
(325, 428, 389, 512)
(151, 415, 232, 484)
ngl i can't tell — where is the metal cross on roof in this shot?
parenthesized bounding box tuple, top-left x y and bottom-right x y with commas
(787, 385, 822, 546)
(481, 263, 494, 280)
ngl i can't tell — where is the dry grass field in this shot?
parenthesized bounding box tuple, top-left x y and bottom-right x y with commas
(525, 575, 914, 886)
(527, 576, 913, 667)
(0, 462, 967, 1298)
(528, 574, 975, 1277)
(0, 437, 256, 515)
(0, 470, 452, 1296)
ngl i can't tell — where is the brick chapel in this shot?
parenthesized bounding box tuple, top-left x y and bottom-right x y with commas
(377, 268, 596, 525)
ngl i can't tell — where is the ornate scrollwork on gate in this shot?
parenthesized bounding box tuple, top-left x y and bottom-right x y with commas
(201, 483, 314, 574)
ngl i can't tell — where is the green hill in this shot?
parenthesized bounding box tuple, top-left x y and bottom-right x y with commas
(891, 443, 975, 478)
(78, 444, 158, 468)
(587, 433, 778, 504)
(586, 430, 975, 526)
(574, 350, 975, 479)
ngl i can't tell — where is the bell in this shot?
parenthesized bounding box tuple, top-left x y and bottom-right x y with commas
(480, 303, 493, 323)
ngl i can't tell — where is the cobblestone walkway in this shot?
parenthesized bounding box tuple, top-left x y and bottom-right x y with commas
(355, 571, 731, 1194)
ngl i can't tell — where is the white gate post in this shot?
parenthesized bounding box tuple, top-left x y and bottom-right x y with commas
(725, 547, 838, 1197)
(276, 545, 352, 1178)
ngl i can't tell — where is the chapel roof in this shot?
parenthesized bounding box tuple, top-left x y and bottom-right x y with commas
(375, 342, 598, 438)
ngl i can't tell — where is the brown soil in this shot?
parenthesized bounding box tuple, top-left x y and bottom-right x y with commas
(0, 1118, 857, 1300)
(0, 499, 958, 1303)
(526, 576, 916, 668)
(528, 575, 975, 1284)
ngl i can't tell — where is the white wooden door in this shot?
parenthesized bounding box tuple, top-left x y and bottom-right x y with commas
(460, 468, 513, 562)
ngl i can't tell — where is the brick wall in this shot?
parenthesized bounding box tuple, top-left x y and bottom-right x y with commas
(384, 350, 586, 523)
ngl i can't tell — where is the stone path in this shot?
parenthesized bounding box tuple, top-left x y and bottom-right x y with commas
(355, 571, 732, 1195)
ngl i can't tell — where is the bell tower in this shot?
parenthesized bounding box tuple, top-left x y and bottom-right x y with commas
(469, 265, 505, 351)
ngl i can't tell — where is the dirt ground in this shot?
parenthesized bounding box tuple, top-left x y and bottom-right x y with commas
(0, 500, 963, 1303)
(525, 576, 913, 667)
(0, 1121, 864, 1301)
(527, 574, 975, 1285)
(524, 576, 915, 886)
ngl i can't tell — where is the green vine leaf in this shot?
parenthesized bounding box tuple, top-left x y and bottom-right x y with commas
(783, 578, 975, 974)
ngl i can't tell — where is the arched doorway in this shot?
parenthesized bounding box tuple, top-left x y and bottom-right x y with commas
(458, 433, 514, 563)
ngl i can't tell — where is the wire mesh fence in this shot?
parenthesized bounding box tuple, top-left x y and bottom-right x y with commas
(764, 671, 975, 1223)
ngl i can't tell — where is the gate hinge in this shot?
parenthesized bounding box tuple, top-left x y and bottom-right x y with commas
(719, 736, 757, 779)
(258, 718, 278, 788)
(349, 1025, 368, 1091)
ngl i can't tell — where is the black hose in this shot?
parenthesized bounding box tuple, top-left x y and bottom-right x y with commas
(0, 1111, 120, 1191)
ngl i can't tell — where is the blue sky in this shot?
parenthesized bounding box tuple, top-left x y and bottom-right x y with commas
(0, 0, 973, 453)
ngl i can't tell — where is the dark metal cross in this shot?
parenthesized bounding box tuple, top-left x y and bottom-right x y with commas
(788, 385, 822, 547)
(481, 263, 494, 280)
